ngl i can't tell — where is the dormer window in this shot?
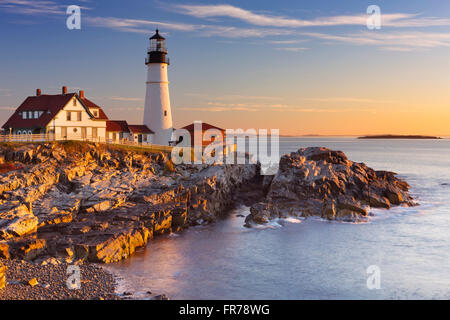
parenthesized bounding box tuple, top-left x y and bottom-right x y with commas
(93, 110, 98, 117)
(73, 99, 77, 106)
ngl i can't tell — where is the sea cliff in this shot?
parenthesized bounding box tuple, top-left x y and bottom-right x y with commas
(0, 142, 257, 264)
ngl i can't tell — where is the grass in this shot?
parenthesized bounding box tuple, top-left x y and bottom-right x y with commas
(0, 140, 173, 155)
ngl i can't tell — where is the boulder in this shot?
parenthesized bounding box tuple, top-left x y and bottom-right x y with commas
(0, 242, 10, 259)
(0, 205, 38, 239)
(245, 147, 415, 226)
(87, 227, 151, 263)
(0, 263, 6, 289)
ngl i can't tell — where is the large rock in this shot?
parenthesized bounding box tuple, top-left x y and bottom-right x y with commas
(87, 226, 151, 263)
(0, 205, 38, 239)
(0, 142, 258, 262)
(245, 147, 415, 226)
(0, 262, 6, 289)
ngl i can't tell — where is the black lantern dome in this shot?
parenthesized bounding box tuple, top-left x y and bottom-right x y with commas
(146, 29, 169, 64)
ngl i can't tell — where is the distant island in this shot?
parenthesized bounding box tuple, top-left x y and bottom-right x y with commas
(358, 135, 442, 140)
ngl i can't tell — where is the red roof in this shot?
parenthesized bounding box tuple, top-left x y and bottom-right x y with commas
(181, 122, 225, 133)
(128, 125, 154, 134)
(2, 94, 75, 129)
(2, 93, 108, 129)
(81, 97, 109, 120)
(106, 120, 129, 132)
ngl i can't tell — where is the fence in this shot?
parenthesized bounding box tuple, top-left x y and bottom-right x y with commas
(0, 133, 237, 160)
(0, 133, 177, 155)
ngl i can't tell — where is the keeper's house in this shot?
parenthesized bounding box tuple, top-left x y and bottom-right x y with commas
(2, 86, 153, 144)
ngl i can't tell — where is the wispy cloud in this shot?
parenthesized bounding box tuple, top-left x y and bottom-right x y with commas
(0, 0, 65, 15)
(276, 47, 309, 52)
(3, 1, 450, 51)
(109, 96, 144, 102)
(175, 4, 450, 28)
(180, 102, 373, 113)
(301, 31, 450, 50)
(85, 16, 196, 33)
(305, 97, 399, 104)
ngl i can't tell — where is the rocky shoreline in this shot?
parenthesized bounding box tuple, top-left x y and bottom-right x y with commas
(0, 141, 258, 299)
(0, 142, 416, 299)
(245, 147, 416, 226)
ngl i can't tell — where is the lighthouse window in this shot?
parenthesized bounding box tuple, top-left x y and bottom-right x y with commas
(164, 110, 167, 116)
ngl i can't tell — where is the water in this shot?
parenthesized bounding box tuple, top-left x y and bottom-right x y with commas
(105, 137, 450, 300)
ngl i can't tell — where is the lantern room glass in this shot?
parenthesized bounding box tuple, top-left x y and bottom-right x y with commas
(150, 38, 166, 53)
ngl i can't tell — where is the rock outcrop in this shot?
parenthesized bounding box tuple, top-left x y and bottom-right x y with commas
(0, 142, 257, 263)
(0, 262, 5, 289)
(245, 147, 415, 226)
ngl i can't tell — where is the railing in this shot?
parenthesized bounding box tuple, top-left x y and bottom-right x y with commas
(0, 134, 236, 159)
(0, 133, 174, 153)
(148, 46, 168, 53)
(0, 133, 55, 142)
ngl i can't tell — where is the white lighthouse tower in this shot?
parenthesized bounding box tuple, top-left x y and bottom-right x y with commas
(143, 29, 173, 145)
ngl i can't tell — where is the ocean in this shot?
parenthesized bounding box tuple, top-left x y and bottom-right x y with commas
(104, 137, 450, 300)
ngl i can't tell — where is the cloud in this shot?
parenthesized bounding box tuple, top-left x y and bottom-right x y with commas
(175, 4, 450, 28)
(301, 31, 450, 50)
(0, 0, 91, 15)
(276, 47, 309, 52)
(85, 16, 196, 33)
(305, 97, 399, 104)
(109, 96, 144, 102)
(180, 102, 373, 113)
(3, 1, 450, 51)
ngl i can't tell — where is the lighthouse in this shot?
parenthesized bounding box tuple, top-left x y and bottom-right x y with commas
(143, 29, 173, 145)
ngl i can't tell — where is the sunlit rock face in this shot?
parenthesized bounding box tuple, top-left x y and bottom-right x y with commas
(0, 142, 257, 263)
(245, 147, 416, 226)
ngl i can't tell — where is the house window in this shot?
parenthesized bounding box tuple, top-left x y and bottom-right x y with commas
(112, 132, 117, 140)
(73, 99, 77, 106)
(92, 127, 98, 138)
(34, 111, 39, 119)
(93, 110, 98, 117)
(22, 112, 27, 119)
(66, 111, 71, 121)
(28, 111, 33, 119)
(77, 111, 82, 121)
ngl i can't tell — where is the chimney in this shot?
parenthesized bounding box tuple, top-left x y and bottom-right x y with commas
(62, 86, 67, 95)
(79, 90, 84, 99)
(36, 89, 41, 96)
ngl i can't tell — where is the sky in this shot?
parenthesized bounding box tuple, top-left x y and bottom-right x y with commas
(1, 0, 450, 136)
